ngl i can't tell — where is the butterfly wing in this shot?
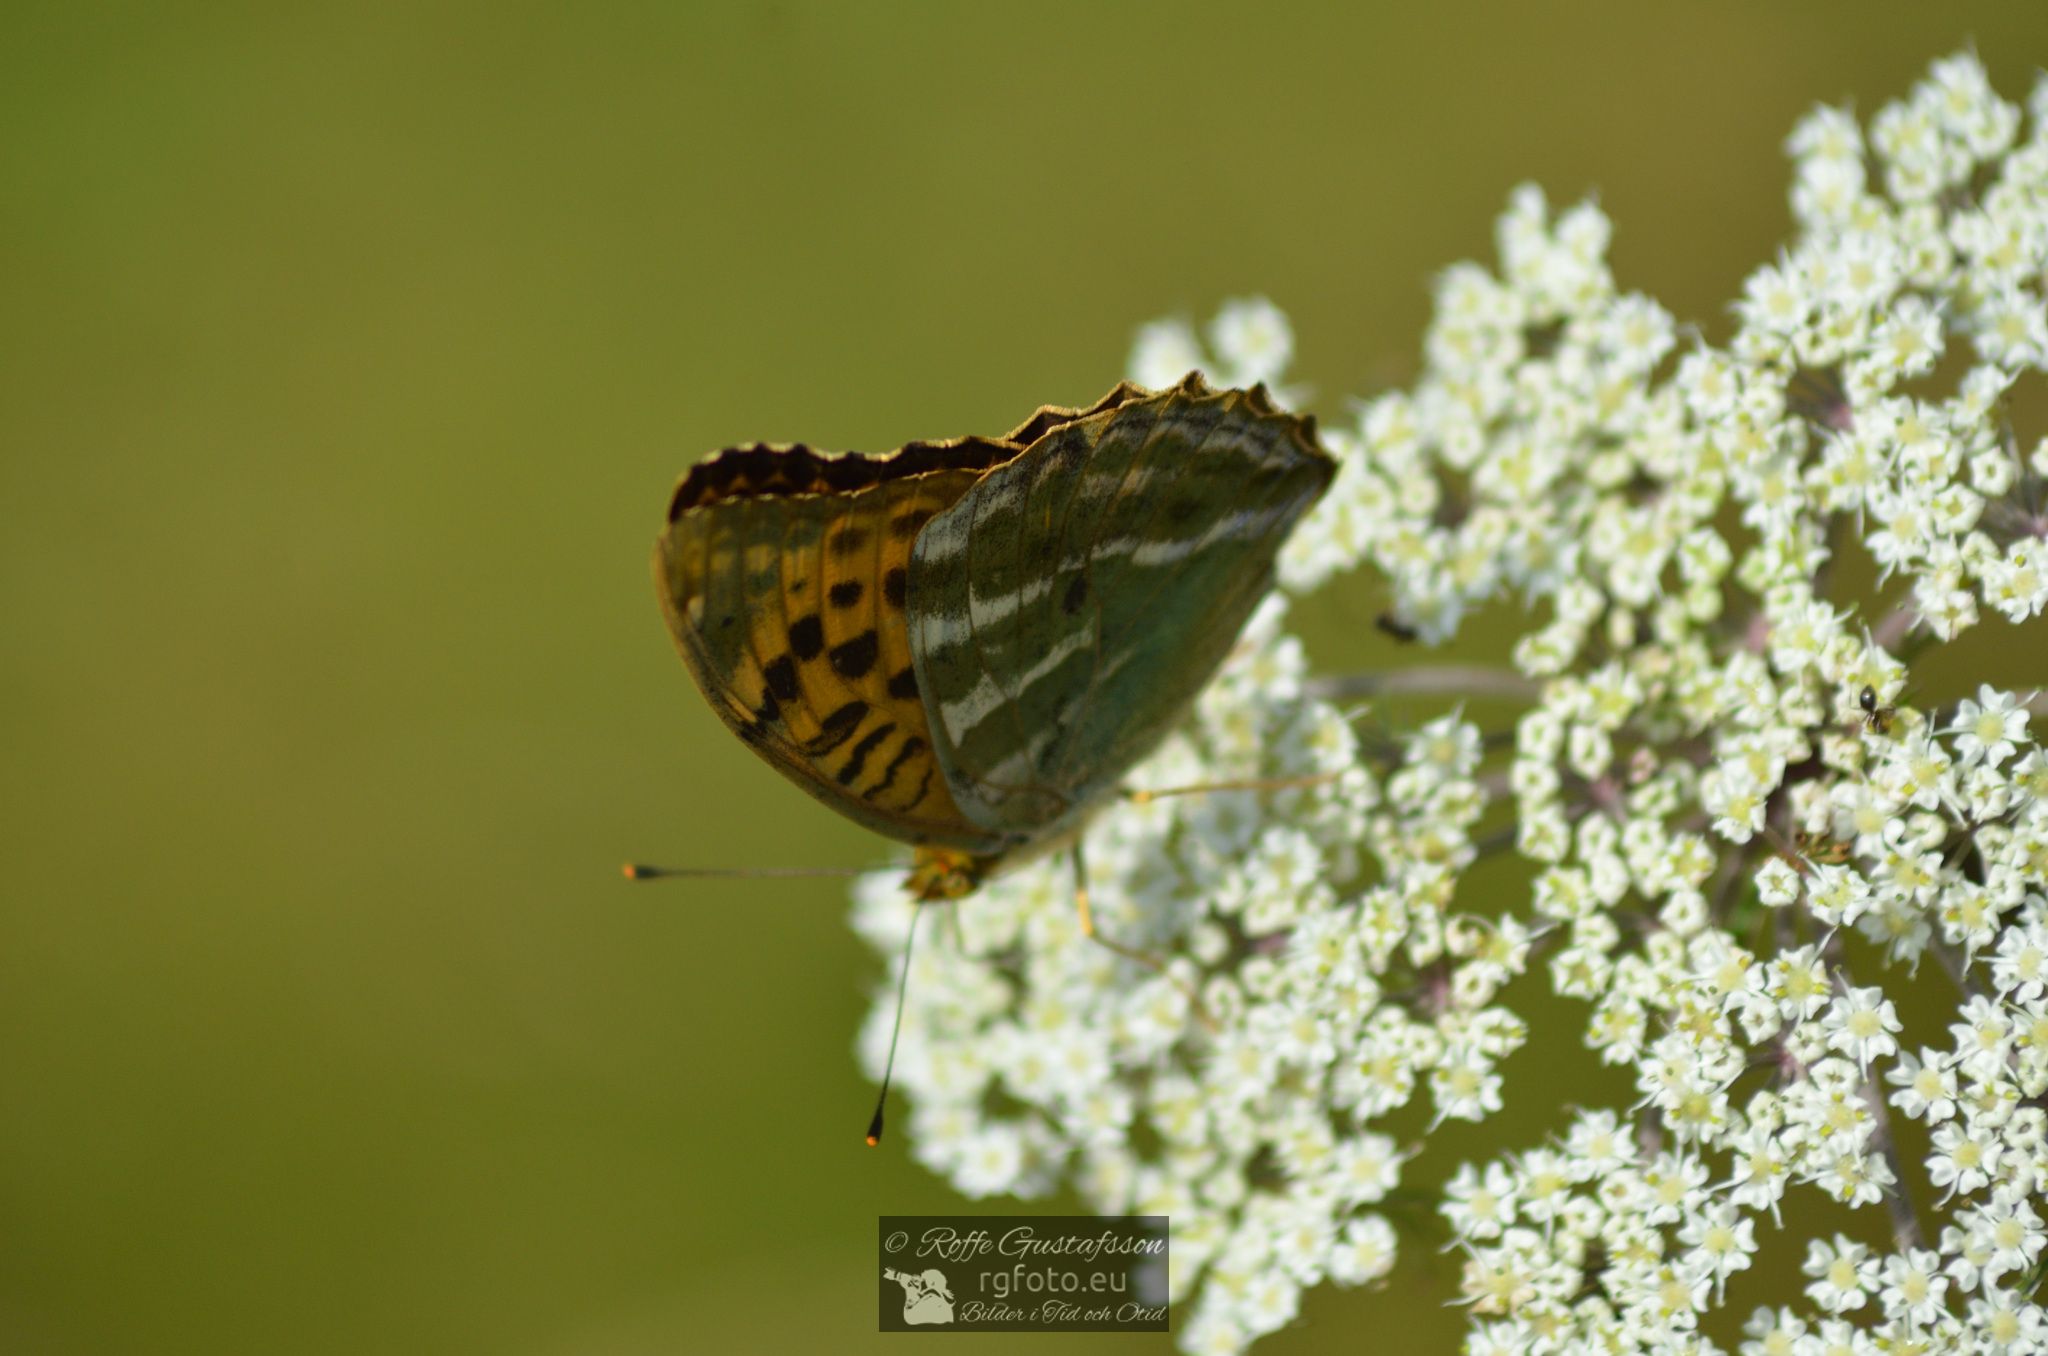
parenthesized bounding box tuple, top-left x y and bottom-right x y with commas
(906, 374, 1334, 840)
(655, 442, 1016, 852)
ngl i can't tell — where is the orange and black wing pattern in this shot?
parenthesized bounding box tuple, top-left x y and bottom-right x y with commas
(654, 436, 1012, 851)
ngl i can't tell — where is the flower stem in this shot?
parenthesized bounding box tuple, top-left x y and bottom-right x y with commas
(1860, 1077, 1924, 1251)
(1308, 666, 1542, 704)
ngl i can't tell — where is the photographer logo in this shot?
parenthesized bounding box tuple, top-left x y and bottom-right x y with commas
(883, 1267, 955, 1326)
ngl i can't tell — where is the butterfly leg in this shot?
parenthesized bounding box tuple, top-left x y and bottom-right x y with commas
(1070, 842, 1215, 1033)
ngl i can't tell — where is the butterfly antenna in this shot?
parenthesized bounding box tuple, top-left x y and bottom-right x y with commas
(866, 902, 924, 1147)
(621, 863, 869, 881)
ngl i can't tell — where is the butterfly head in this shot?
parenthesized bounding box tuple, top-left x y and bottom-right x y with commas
(904, 846, 996, 902)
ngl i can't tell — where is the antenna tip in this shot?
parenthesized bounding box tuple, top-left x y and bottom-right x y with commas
(866, 1103, 886, 1147)
(622, 863, 654, 880)
(865, 1133, 881, 1147)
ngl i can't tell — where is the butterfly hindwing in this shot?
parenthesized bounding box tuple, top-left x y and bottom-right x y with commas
(907, 375, 1333, 839)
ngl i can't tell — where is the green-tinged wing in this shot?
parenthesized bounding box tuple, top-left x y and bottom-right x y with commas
(905, 374, 1333, 840)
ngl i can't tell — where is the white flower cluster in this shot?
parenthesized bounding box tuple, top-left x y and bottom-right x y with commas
(853, 603, 1512, 1350)
(1132, 295, 1299, 396)
(855, 52, 2048, 1354)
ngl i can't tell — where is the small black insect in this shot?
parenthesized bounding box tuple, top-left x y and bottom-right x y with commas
(1374, 612, 1420, 644)
(1858, 684, 1896, 736)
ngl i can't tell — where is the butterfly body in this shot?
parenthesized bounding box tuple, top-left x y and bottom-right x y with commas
(654, 374, 1332, 899)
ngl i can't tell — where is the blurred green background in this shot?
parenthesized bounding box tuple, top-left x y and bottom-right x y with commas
(6, 4, 2048, 1352)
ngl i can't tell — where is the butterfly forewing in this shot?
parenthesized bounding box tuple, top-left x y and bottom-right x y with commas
(907, 376, 1332, 842)
(656, 457, 1007, 851)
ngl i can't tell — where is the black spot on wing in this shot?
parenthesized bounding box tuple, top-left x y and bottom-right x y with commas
(803, 700, 867, 756)
(837, 722, 896, 786)
(887, 665, 919, 701)
(883, 568, 908, 609)
(829, 579, 864, 608)
(763, 655, 799, 703)
(890, 507, 934, 539)
(864, 735, 925, 802)
(788, 614, 824, 661)
(829, 526, 870, 556)
(829, 630, 879, 680)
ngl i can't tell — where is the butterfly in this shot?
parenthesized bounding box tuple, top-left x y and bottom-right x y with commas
(648, 372, 1334, 903)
